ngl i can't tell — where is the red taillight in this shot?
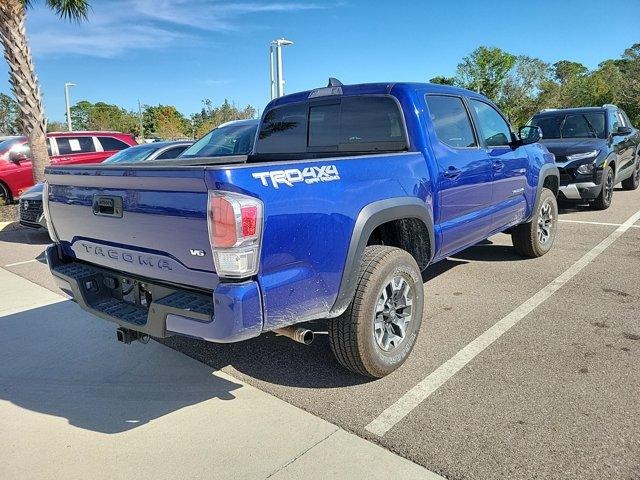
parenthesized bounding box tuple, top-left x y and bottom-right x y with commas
(241, 205, 258, 237)
(207, 191, 263, 278)
(210, 196, 238, 248)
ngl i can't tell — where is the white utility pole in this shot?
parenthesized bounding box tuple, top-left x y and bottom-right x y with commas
(269, 38, 294, 99)
(64, 82, 76, 132)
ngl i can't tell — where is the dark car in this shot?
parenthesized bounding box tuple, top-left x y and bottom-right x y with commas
(19, 141, 192, 229)
(529, 105, 640, 209)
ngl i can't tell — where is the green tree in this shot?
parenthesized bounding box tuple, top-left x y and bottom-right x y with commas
(553, 61, 588, 85)
(455, 46, 516, 100)
(499, 56, 550, 126)
(46, 120, 67, 132)
(429, 76, 456, 86)
(0, 0, 90, 184)
(70, 100, 140, 135)
(191, 99, 256, 138)
(0, 92, 20, 134)
(143, 104, 190, 139)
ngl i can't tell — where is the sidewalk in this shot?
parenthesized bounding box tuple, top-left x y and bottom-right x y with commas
(0, 267, 443, 480)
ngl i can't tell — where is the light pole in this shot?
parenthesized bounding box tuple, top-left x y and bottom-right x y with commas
(269, 38, 294, 99)
(64, 82, 76, 131)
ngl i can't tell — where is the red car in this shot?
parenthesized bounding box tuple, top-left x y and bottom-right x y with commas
(0, 131, 137, 203)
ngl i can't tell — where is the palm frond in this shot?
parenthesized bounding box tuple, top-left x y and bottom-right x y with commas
(45, 0, 90, 21)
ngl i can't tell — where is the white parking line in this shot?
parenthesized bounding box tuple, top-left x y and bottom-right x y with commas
(4, 259, 39, 267)
(365, 207, 640, 437)
(559, 219, 640, 228)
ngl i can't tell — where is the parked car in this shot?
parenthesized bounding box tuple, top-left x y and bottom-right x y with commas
(0, 131, 137, 204)
(19, 141, 192, 230)
(43, 81, 559, 378)
(529, 105, 640, 209)
(102, 141, 193, 164)
(179, 119, 258, 159)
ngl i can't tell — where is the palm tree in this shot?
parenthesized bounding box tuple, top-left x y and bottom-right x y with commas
(0, 0, 89, 185)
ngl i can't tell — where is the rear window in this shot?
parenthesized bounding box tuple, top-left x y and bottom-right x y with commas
(98, 136, 130, 151)
(255, 96, 407, 156)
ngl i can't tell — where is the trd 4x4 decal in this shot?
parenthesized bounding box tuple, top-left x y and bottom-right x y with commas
(252, 165, 340, 188)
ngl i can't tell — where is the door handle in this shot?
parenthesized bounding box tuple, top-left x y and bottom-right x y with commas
(492, 161, 504, 171)
(443, 167, 462, 179)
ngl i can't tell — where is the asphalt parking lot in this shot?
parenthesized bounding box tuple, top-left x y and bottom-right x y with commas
(1, 186, 639, 480)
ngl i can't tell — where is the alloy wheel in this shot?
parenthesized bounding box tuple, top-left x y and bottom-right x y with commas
(537, 199, 554, 245)
(374, 276, 413, 352)
(604, 169, 614, 204)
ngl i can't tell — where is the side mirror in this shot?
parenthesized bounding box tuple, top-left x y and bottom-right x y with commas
(518, 125, 542, 146)
(613, 126, 632, 136)
(9, 150, 27, 164)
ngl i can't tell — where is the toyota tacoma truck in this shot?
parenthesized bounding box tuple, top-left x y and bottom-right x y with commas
(43, 81, 559, 378)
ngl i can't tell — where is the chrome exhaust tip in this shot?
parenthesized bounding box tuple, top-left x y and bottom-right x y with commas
(274, 326, 314, 345)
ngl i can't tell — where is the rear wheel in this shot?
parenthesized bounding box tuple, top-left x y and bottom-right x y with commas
(328, 245, 424, 378)
(511, 188, 558, 258)
(591, 165, 614, 210)
(621, 154, 640, 191)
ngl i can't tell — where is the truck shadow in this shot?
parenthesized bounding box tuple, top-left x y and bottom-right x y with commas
(0, 226, 51, 245)
(163, 332, 370, 389)
(0, 300, 242, 434)
(163, 238, 534, 388)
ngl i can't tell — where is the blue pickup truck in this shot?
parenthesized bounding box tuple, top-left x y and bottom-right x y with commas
(44, 81, 559, 377)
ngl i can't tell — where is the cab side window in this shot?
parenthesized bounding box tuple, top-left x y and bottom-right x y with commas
(469, 99, 512, 147)
(424, 95, 477, 148)
(156, 145, 189, 160)
(608, 110, 620, 134)
(98, 136, 130, 152)
(56, 136, 95, 155)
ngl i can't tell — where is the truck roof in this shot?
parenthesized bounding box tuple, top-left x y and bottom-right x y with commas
(533, 106, 612, 117)
(267, 82, 489, 109)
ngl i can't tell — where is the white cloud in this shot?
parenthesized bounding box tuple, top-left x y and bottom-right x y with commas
(131, 0, 328, 31)
(25, 0, 333, 58)
(29, 25, 186, 58)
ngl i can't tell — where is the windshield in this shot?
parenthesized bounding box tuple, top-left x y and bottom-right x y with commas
(180, 121, 258, 158)
(531, 112, 606, 139)
(103, 144, 157, 163)
(0, 137, 22, 152)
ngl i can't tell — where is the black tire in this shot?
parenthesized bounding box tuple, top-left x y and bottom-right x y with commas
(591, 165, 614, 210)
(511, 188, 558, 258)
(0, 182, 11, 205)
(621, 153, 640, 191)
(328, 245, 424, 378)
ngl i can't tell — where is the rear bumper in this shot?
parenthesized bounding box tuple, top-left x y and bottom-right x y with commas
(46, 244, 263, 343)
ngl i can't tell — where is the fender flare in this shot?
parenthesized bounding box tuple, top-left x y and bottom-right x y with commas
(526, 163, 559, 222)
(328, 197, 434, 317)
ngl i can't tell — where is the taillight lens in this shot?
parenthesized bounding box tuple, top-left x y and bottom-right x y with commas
(208, 191, 263, 278)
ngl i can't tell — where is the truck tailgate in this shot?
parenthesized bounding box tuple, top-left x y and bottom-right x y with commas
(45, 165, 218, 290)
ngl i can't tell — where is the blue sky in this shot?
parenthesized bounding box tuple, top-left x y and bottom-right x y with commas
(1, 0, 639, 122)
